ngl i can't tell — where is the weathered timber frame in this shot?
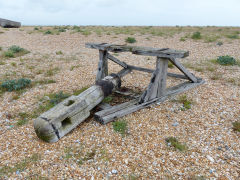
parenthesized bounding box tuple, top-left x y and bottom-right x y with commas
(86, 43, 204, 124)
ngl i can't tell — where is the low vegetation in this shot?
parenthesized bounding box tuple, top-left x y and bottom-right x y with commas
(216, 55, 236, 65)
(165, 137, 187, 151)
(2, 45, 30, 58)
(0, 154, 40, 178)
(125, 37, 137, 43)
(113, 120, 128, 136)
(177, 94, 193, 110)
(191, 31, 202, 40)
(1, 78, 31, 92)
(232, 121, 240, 132)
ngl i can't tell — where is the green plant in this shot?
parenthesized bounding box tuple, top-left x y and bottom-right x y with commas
(102, 96, 113, 103)
(56, 51, 63, 55)
(125, 37, 136, 43)
(180, 37, 186, 41)
(44, 30, 53, 35)
(232, 121, 240, 132)
(70, 65, 80, 71)
(45, 67, 60, 76)
(0, 47, 2, 51)
(191, 32, 202, 40)
(168, 62, 174, 68)
(8, 45, 25, 53)
(165, 137, 187, 151)
(113, 120, 128, 136)
(1, 78, 31, 92)
(34, 27, 39, 30)
(11, 62, 17, 67)
(4, 51, 14, 58)
(178, 94, 192, 110)
(81, 30, 91, 36)
(226, 34, 239, 39)
(17, 112, 30, 126)
(58, 28, 66, 32)
(216, 55, 236, 65)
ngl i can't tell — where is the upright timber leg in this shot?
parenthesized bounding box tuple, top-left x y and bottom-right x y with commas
(96, 50, 108, 81)
(139, 57, 168, 103)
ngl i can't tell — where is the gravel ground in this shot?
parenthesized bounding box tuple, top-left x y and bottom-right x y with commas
(0, 26, 239, 179)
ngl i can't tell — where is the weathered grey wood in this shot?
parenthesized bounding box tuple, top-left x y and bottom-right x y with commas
(34, 75, 121, 143)
(0, 18, 21, 28)
(96, 50, 108, 81)
(127, 65, 188, 80)
(116, 68, 132, 77)
(139, 57, 168, 102)
(98, 103, 112, 110)
(107, 53, 128, 68)
(94, 99, 138, 124)
(86, 43, 189, 58)
(169, 57, 197, 83)
(157, 57, 168, 97)
(95, 79, 205, 124)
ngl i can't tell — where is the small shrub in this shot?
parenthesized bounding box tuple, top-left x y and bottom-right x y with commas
(113, 120, 128, 136)
(232, 121, 240, 132)
(81, 30, 91, 36)
(58, 28, 66, 32)
(4, 51, 14, 58)
(8, 45, 25, 53)
(226, 34, 239, 39)
(125, 37, 136, 43)
(180, 37, 186, 41)
(191, 32, 201, 40)
(44, 30, 53, 35)
(216, 41, 223, 46)
(0, 47, 2, 51)
(56, 51, 63, 55)
(1, 78, 31, 92)
(178, 94, 192, 110)
(216, 56, 236, 65)
(34, 27, 39, 30)
(165, 137, 187, 151)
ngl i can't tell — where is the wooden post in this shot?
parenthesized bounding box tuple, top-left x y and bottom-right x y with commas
(139, 57, 168, 103)
(34, 75, 121, 143)
(96, 50, 108, 81)
(156, 57, 168, 97)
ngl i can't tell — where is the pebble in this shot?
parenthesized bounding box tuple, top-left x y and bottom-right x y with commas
(111, 170, 118, 174)
(207, 155, 215, 163)
(172, 122, 179, 127)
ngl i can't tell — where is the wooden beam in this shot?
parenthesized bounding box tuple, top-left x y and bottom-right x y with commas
(169, 57, 197, 83)
(107, 53, 128, 68)
(86, 43, 189, 58)
(94, 79, 205, 124)
(96, 50, 108, 81)
(116, 68, 132, 77)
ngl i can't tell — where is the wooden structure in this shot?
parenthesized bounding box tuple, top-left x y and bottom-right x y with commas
(34, 43, 204, 143)
(86, 43, 204, 124)
(0, 18, 21, 28)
